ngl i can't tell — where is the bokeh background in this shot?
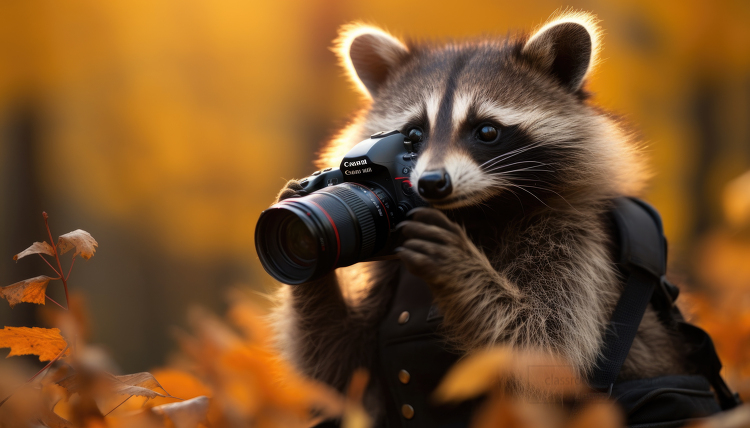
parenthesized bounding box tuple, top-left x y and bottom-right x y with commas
(0, 0, 748, 391)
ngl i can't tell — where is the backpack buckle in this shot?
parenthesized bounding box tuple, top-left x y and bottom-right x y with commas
(659, 276, 679, 306)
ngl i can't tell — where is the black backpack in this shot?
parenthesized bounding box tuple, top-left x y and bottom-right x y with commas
(589, 197, 742, 427)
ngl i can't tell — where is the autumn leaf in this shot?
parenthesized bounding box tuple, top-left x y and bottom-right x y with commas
(111, 372, 172, 398)
(38, 398, 76, 428)
(57, 230, 98, 260)
(434, 347, 584, 404)
(147, 369, 212, 407)
(41, 293, 91, 342)
(342, 369, 371, 428)
(13, 241, 55, 261)
(58, 371, 173, 400)
(1, 275, 55, 307)
(434, 347, 515, 403)
(686, 404, 750, 428)
(0, 327, 69, 362)
(470, 397, 536, 428)
(565, 401, 624, 428)
(151, 396, 210, 428)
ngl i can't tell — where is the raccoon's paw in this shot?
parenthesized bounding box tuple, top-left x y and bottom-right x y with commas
(275, 179, 308, 203)
(396, 207, 492, 289)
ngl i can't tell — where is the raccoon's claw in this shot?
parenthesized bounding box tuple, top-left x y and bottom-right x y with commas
(404, 207, 464, 235)
(275, 179, 307, 203)
(397, 208, 477, 286)
(398, 208, 466, 247)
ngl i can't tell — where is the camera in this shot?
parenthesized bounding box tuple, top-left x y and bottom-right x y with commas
(255, 130, 425, 284)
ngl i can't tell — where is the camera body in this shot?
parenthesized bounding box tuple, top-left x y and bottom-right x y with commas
(299, 129, 423, 225)
(255, 130, 425, 284)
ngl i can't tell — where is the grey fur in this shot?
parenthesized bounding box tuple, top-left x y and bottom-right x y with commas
(270, 13, 687, 417)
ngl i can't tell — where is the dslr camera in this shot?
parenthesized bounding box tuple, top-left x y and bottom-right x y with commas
(255, 130, 426, 284)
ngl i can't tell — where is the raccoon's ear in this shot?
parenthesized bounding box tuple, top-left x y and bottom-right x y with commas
(335, 24, 409, 98)
(522, 12, 601, 92)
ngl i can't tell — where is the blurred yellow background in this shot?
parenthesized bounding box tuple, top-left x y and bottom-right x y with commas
(0, 0, 748, 383)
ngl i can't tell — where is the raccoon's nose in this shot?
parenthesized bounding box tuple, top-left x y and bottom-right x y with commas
(418, 168, 453, 200)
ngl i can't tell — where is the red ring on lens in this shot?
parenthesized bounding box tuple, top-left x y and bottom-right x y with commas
(308, 200, 340, 268)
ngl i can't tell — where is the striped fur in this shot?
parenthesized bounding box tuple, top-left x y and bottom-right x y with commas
(271, 11, 687, 418)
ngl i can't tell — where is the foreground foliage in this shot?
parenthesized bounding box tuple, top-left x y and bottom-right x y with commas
(0, 212, 749, 427)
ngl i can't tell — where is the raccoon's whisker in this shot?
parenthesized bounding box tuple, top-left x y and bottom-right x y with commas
(514, 184, 580, 213)
(506, 183, 553, 209)
(504, 177, 556, 186)
(479, 144, 540, 169)
(504, 187, 525, 214)
(482, 160, 548, 172)
(486, 166, 553, 175)
(488, 167, 555, 175)
(480, 142, 546, 169)
(480, 150, 527, 170)
(490, 162, 553, 171)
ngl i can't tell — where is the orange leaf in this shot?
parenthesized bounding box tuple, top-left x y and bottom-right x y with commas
(433, 347, 514, 403)
(147, 369, 212, 406)
(151, 396, 210, 428)
(470, 398, 533, 428)
(434, 347, 584, 404)
(58, 371, 173, 399)
(13, 241, 55, 261)
(39, 402, 76, 428)
(342, 369, 372, 428)
(565, 401, 624, 428)
(0, 327, 69, 362)
(112, 372, 172, 397)
(1, 275, 55, 307)
(57, 230, 98, 260)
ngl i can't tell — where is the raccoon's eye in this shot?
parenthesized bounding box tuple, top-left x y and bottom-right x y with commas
(407, 127, 424, 143)
(475, 124, 499, 144)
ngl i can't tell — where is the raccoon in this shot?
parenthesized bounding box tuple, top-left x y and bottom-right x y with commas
(271, 11, 687, 421)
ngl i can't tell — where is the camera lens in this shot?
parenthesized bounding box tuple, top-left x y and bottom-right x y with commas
(255, 182, 393, 284)
(279, 216, 317, 267)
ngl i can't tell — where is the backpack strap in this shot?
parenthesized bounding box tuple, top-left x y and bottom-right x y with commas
(588, 197, 666, 392)
(589, 198, 742, 410)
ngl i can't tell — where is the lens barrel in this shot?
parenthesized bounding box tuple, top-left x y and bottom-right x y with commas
(255, 182, 392, 284)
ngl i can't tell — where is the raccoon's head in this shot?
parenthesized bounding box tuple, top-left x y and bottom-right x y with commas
(321, 12, 647, 212)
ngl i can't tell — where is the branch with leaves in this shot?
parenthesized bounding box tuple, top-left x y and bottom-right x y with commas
(0, 212, 209, 427)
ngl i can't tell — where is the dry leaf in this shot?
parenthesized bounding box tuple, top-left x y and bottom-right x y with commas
(346, 369, 369, 404)
(58, 371, 172, 400)
(178, 303, 346, 426)
(0, 327, 69, 362)
(38, 398, 76, 428)
(565, 401, 624, 428)
(57, 230, 98, 260)
(56, 373, 87, 396)
(41, 293, 92, 342)
(105, 410, 165, 428)
(434, 347, 515, 403)
(13, 241, 55, 261)
(471, 397, 534, 428)
(342, 369, 371, 428)
(151, 396, 209, 428)
(147, 369, 212, 407)
(112, 372, 172, 397)
(686, 403, 750, 428)
(342, 404, 371, 428)
(1, 275, 55, 307)
(434, 347, 585, 404)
